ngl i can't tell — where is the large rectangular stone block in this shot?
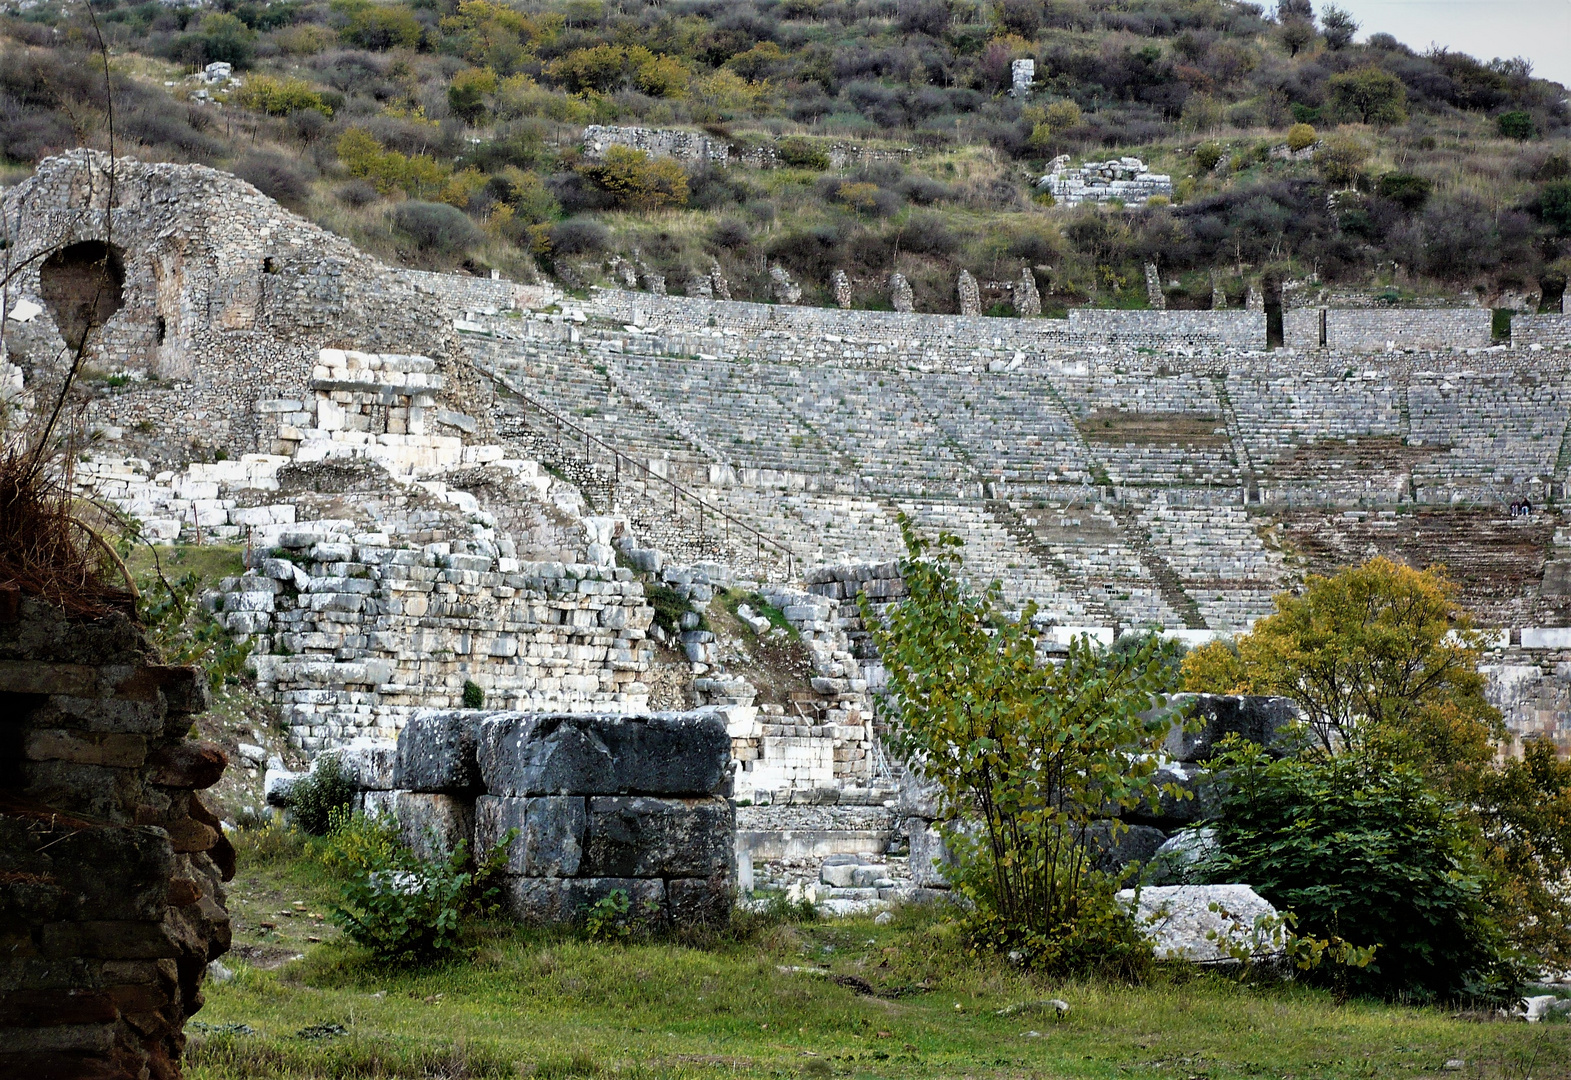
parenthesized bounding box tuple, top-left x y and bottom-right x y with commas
(666, 876, 732, 928)
(339, 738, 398, 791)
(1161, 694, 1298, 763)
(394, 791, 475, 862)
(393, 711, 482, 793)
(583, 796, 733, 878)
(477, 711, 730, 797)
(906, 817, 955, 889)
(504, 876, 664, 924)
(473, 795, 586, 876)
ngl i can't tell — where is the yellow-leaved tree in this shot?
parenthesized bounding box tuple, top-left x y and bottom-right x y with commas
(1181, 556, 1501, 779)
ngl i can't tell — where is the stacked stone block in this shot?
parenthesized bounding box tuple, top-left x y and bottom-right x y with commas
(1038, 155, 1174, 206)
(1284, 307, 1492, 351)
(0, 590, 231, 1080)
(383, 709, 735, 927)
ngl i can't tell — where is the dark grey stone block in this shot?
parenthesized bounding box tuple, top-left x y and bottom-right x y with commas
(505, 876, 664, 924)
(477, 711, 730, 797)
(1126, 763, 1222, 828)
(583, 796, 734, 878)
(474, 794, 586, 877)
(1083, 820, 1167, 875)
(393, 710, 485, 793)
(666, 875, 733, 928)
(1162, 694, 1299, 763)
(394, 791, 475, 862)
(477, 714, 614, 796)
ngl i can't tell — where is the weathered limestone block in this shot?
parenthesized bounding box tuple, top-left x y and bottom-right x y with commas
(686, 273, 713, 299)
(831, 269, 852, 309)
(1010, 57, 1035, 97)
(890, 273, 913, 313)
(474, 794, 586, 876)
(1210, 270, 1226, 310)
(666, 875, 733, 927)
(393, 710, 482, 793)
(1116, 884, 1283, 965)
(583, 795, 734, 877)
(770, 264, 802, 305)
(607, 255, 638, 289)
(957, 270, 981, 316)
(1145, 263, 1166, 310)
(1246, 284, 1265, 312)
(504, 875, 664, 924)
(1015, 267, 1041, 317)
(395, 791, 476, 862)
(906, 817, 954, 888)
(337, 737, 397, 790)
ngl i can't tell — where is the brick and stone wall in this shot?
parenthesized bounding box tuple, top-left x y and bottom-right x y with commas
(0, 588, 231, 1080)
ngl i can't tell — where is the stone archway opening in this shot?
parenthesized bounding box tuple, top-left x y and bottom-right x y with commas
(38, 240, 126, 352)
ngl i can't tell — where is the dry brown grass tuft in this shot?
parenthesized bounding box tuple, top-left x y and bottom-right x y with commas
(0, 450, 132, 617)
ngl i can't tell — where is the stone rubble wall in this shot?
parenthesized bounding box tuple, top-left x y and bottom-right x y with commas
(1285, 307, 1493, 351)
(1039, 154, 1173, 206)
(1, 152, 488, 470)
(395, 268, 559, 316)
(580, 125, 913, 170)
(0, 591, 231, 1080)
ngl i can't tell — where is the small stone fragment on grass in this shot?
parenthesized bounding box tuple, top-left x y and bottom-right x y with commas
(874, 911, 893, 925)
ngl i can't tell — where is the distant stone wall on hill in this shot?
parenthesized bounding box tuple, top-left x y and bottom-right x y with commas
(1284, 306, 1493, 351)
(1514, 314, 1571, 348)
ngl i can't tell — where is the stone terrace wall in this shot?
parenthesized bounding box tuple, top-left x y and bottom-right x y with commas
(1, 151, 483, 468)
(397, 269, 560, 317)
(1285, 307, 1492, 351)
(1515, 314, 1571, 348)
(0, 590, 231, 1080)
(580, 125, 913, 171)
(1066, 308, 1264, 347)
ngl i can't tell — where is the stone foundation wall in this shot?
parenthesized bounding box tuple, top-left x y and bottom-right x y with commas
(343, 709, 735, 926)
(1065, 308, 1264, 347)
(0, 589, 231, 1080)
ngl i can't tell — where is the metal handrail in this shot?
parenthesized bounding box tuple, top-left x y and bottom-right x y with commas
(479, 360, 797, 580)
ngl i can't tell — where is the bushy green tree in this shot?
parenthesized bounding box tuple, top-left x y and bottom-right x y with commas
(862, 516, 1177, 975)
(1327, 66, 1409, 125)
(1202, 744, 1522, 1002)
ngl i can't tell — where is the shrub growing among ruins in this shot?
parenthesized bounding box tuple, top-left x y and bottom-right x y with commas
(863, 516, 1178, 975)
(1201, 743, 1521, 1002)
(391, 200, 483, 255)
(290, 753, 356, 835)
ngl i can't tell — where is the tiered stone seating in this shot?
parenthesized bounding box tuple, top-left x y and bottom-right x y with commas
(1229, 372, 1405, 466)
(701, 487, 906, 566)
(1408, 372, 1569, 497)
(893, 499, 1089, 620)
(1137, 505, 1284, 632)
(612, 353, 849, 477)
(908, 372, 1093, 489)
(1016, 500, 1186, 628)
(1057, 372, 1238, 487)
(761, 366, 971, 493)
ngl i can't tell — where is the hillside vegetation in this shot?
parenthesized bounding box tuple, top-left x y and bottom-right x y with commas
(3, 0, 1569, 311)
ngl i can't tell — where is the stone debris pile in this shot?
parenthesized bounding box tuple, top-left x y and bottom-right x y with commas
(1038, 155, 1173, 206)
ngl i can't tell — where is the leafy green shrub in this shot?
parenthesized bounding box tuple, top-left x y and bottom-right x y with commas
(230, 819, 306, 864)
(391, 201, 483, 255)
(1286, 122, 1316, 151)
(1201, 743, 1523, 1002)
(1497, 110, 1533, 140)
(290, 753, 355, 836)
(314, 807, 400, 877)
(462, 679, 485, 709)
(1194, 142, 1224, 173)
(1376, 171, 1433, 211)
(863, 515, 1177, 976)
(135, 569, 253, 692)
(777, 137, 829, 170)
(1539, 181, 1571, 236)
(236, 75, 332, 117)
(331, 832, 513, 965)
(644, 582, 695, 636)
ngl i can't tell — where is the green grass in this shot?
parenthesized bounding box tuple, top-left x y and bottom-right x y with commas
(191, 848, 1570, 1079)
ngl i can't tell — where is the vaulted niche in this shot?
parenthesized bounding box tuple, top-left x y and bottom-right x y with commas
(39, 239, 126, 351)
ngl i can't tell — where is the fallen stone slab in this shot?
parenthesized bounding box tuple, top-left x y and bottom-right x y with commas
(1116, 884, 1283, 965)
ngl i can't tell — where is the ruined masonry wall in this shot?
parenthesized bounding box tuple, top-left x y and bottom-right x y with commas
(0, 592, 231, 1080)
